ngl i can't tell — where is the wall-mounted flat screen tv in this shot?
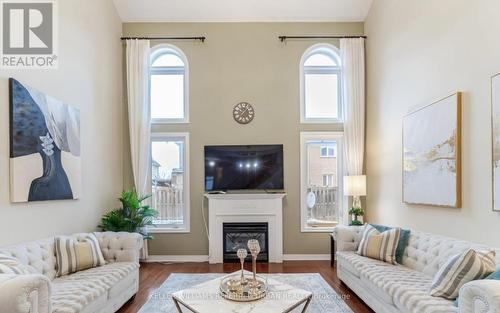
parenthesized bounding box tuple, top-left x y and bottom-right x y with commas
(204, 145, 284, 191)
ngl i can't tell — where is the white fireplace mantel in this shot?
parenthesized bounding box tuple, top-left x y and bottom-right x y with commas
(205, 193, 286, 264)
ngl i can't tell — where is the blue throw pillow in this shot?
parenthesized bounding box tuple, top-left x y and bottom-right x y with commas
(369, 224, 410, 264)
(453, 266, 500, 307)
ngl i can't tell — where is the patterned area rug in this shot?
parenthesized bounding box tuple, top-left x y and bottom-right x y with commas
(138, 273, 353, 313)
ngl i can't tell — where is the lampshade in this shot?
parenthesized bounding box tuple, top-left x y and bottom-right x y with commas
(343, 175, 367, 196)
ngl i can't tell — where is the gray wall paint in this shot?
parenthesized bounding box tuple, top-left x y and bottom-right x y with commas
(122, 22, 364, 255)
(365, 0, 500, 247)
(0, 0, 123, 245)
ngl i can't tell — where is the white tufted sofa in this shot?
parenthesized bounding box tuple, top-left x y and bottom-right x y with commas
(333, 225, 500, 313)
(0, 232, 143, 313)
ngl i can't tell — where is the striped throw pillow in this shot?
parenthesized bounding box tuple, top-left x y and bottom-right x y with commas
(55, 234, 106, 277)
(0, 253, 37, 275)
(356, 224, 401, 264)
(429, 249, 496, 299)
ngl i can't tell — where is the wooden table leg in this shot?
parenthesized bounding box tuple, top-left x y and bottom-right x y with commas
(330, 235, 335, 267)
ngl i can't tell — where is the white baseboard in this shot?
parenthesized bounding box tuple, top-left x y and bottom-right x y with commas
(146, 254, 331, 263)
(146, 255, 209, 263)
(283, 254, 331, 261)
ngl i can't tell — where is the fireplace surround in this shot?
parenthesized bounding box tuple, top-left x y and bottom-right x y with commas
(205, 193, 286, 264)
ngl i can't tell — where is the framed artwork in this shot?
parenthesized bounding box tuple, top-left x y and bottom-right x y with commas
(9, 78, 81, 202)
(403, 93, 462, 208)
(492, 73, 500, 211)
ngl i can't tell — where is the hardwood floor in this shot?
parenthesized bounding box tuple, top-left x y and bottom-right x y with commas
(117, 261, 373, 313)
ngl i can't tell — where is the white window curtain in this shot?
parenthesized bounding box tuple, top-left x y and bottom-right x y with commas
(340, 38, 366, 225)
(126, 39, 151, 196)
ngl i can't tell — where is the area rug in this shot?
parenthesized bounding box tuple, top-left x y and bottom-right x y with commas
(138, 273, 353, 313)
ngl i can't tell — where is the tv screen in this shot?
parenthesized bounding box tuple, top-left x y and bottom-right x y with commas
(204, 145, 284, 191)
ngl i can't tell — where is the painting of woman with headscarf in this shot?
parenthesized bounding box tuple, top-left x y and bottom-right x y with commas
(9, 78, 81, 202)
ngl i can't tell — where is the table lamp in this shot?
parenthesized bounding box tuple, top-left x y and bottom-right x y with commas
(344, 175, 366, 226)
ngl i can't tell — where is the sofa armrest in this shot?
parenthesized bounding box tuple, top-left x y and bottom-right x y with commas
(0, 274, 51, 313)
(94, 232, 144, 263)
(459, 280, 500, 313)
(332, 225, 365, 252)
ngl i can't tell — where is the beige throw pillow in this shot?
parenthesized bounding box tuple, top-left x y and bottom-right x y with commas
(357, 224, 401, 264)
(55, 233, 105, 277)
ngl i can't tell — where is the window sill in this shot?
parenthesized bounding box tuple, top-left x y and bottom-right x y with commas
(151, 119, 190, 125)
(148, 227, 190, 234)
(301, 223, 338, 233)
(300, 118, 343, 125)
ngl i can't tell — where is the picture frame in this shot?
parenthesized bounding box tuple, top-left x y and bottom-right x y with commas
(402, 93, 462, 208)
(491, 73, 500, 211)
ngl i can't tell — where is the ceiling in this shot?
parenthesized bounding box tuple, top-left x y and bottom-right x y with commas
(113, 0, 373, 23)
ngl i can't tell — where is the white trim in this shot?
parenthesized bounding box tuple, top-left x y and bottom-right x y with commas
(300, 131, 346, 233)
(149, 44, 190, 124)
(144, 254, 330, 262)
(146, 255, 209, 263)
(283, 254, 331, 261)
(149, 132, 190, 233)
(299, 43, 343, 124)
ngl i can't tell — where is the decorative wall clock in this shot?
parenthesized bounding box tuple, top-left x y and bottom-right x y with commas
(233, 102, 255, 124)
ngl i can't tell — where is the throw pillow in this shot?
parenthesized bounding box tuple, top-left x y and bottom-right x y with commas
(453, 266, 500, 307)
(55, 233, 106, 277)
(0, 253, 37, 275)
(357, 224, 401, 264)
(429, 249, 496, 300)
(370, 224, 411, 264)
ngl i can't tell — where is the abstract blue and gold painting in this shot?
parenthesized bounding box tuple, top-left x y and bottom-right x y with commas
(9, 78, 81, 202)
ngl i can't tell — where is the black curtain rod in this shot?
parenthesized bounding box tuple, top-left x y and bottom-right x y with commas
(279, 35, 366, 42)
(121, 36, 206, 42)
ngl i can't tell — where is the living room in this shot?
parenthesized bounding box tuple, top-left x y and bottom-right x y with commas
(0, 1, 499, 313)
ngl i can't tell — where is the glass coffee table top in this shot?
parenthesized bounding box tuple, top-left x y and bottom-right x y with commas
(172, 271, 313, 313)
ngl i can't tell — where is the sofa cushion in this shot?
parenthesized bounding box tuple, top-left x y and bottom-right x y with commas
(357, 224, 401, 264)
(429, 249, 496, 300)
(55, 234, 106, 277)
(337, 251, 393, 278)
(370, 224, 411, 264)
(359, 260, 457, 313)
(52, 262, 139, 313)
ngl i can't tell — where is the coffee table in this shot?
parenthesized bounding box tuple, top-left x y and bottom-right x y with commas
(172, 271, 313, 313)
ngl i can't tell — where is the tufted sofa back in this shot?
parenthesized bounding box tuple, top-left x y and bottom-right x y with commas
(0, 237, 57, 280)
(402, 230, 499, 277)
(0, 232, 142, 281)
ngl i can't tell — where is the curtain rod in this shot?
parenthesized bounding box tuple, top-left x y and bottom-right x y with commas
(121, 36, 206, 42)
(279, 35, 366, 42)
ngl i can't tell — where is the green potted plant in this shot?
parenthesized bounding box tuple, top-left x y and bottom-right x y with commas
(100, 189, 158, 239)
(349, 207, 365, 226)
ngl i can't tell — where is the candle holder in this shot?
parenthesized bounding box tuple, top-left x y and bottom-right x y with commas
(236, 248, 248, 285)
(247, 239, 261, 289)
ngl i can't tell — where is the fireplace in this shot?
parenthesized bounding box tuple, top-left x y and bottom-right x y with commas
(223, 222, 269, 263)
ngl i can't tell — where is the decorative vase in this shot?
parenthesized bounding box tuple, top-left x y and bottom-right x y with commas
(247, 239, 261, 289)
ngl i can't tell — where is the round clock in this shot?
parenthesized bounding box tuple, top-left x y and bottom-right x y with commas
(233, 102, 255, 124)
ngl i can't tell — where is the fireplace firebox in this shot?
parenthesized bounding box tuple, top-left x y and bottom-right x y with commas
(223, 222, 269, 263)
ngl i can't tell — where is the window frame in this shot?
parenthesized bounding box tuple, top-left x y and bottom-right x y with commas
(148, 132, 190, 233)
(149, 44, 189, 124)
(300, 131, 346, 233)
(300, 43, 343, 124)
(320, 145, 336, 158)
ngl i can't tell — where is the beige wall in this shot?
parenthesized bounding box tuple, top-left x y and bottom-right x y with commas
(0, 0, 123, 245)
(365, 0, 500, 247)
(122, 22, 364, 255)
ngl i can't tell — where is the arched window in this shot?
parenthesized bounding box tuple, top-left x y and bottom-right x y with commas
(149, 44, 189, 123)
(300, 44, 342, 123)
